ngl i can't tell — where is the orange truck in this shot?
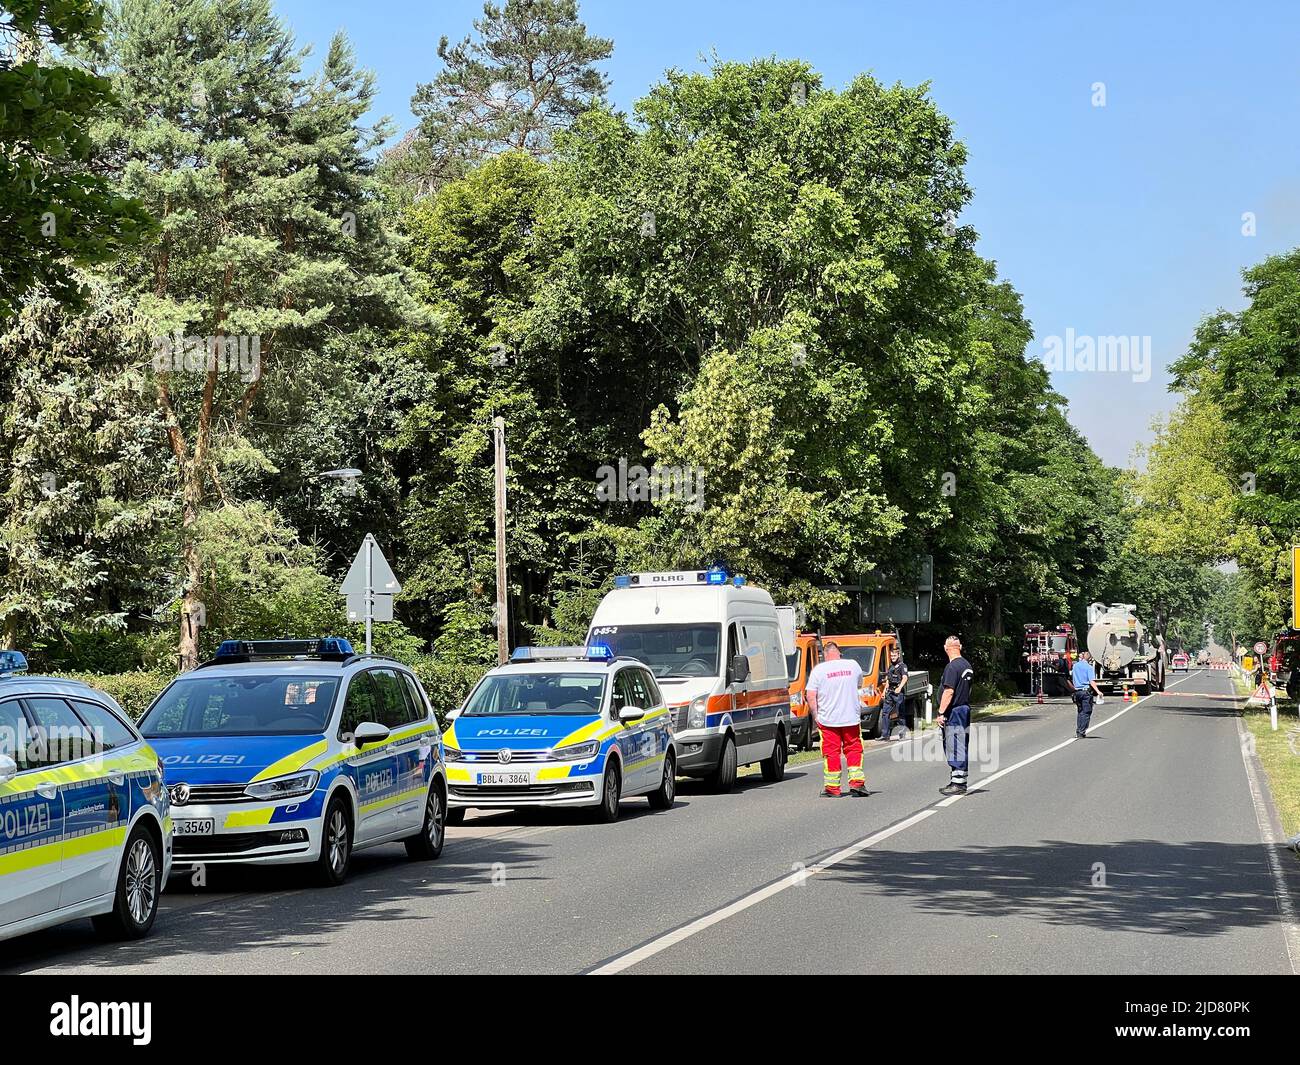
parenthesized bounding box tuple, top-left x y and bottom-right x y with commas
(788, 631, 932, 746)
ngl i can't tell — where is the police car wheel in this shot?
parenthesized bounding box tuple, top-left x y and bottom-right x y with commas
(92, 823, 161, 940)
(405, 784, 446, 860)
(760, 730, 787, 782)
(315, 795, 353, 886)
(648, 752, 676, 810)
(705, 735, 737, 793)
(593, 762, 622, 823)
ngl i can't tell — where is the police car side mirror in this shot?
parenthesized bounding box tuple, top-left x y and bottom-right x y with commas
(729, 656, 750, 685)
(0, 754, 16, 785)
(618, 705, 645, 723)
(353, 721, 391, 747)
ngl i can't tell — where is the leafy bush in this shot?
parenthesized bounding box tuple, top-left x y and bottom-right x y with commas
(408, 655, 488, 725)
(51, 670, 173, 721)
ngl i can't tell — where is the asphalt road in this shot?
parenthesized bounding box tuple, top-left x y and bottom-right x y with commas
(4, 668, 1297, 974)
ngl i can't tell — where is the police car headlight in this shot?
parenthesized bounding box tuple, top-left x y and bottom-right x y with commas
(688, 695, 708, 729)
(551, 740, 601, 762)
(443, 744, 463, 761)
(244, 770, 319, 801)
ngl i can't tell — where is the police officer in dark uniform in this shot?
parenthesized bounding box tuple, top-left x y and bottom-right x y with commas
(880, 642, 909, 740)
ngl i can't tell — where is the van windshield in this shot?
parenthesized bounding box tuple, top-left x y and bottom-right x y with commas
(589, 624, 721, 679)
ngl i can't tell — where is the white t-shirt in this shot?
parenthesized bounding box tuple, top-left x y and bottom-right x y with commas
(807, 658, 864, 728)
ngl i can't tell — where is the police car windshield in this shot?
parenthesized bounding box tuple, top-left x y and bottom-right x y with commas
(588, 624, 721, 679)
(140, 674, 340, 736)
(463, 673, 606, 715)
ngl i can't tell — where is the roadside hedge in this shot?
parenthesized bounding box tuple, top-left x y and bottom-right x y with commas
(50, 671, 173, 721)
(45, 658, 489, 728)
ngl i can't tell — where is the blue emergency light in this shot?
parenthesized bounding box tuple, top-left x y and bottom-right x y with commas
(206, 637, 356, 665)
(0, 650, 29, 677)
(511, 645, 614, 663)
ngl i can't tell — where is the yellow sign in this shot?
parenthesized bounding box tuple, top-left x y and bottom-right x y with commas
(1293, 546, 1300, 629)
(1243, 655, 1254, 672)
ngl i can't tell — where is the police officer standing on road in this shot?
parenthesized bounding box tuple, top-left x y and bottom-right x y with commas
(806, 641, 869, 798)
(1070, 651, 1103, 739)
(936, 636, 974, 795)
(880, 642, 909, 740)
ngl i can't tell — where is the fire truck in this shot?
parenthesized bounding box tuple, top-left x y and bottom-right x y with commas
(1018, 622, 1077, 697)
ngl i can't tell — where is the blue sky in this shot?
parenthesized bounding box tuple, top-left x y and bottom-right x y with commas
(277, 0, 1300, 466)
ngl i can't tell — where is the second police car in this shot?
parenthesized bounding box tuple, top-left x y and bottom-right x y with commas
(1, 650, 172, 943)
(137, 638, 447, 885)
(442, 645, 677, 823)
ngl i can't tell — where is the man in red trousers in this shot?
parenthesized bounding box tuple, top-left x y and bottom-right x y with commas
(806, 641, 868, 797)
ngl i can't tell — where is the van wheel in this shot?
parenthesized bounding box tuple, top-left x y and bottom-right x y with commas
(761, 729, 787, 782)
(648, 752, 676, 810)
(593, 761, 621, 823)
(315, 793, 352, 886)
(446, 807, 466, 826)
(705, 735, 737, 793)
(92, 822, 161, 940)
(404, 783, 446, 860)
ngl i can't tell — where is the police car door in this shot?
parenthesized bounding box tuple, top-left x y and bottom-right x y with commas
(338, 672, 398, 843)
(622, 668, 661, 792)
(611, 671, 649, 792)
(0, 697, 65, 927)
(24, 697, 114, 911)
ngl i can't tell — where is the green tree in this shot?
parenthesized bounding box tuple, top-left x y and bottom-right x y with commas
(89, 0, 411, 668)
(0, 0, 150, 317)
(0, 279, 172, 650)
(384, 0, 611, 198)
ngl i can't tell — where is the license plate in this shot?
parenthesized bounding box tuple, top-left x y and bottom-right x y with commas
(174, 818, 215, 836)
(476, 772, 530, 786)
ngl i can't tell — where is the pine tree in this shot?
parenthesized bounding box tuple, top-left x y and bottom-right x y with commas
(90, 0, 409, 668)
(383, 0, 611, 198)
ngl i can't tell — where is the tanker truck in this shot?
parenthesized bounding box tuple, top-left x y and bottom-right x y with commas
(1086, 602, 1166, 696)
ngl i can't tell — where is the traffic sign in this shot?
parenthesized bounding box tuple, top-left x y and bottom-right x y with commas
(1254, 640, 1268, 656)
(342, 535, 401, 596)
(341, 534, 401, 652)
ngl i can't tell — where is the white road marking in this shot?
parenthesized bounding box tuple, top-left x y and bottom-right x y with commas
(588, 807, 939, 974)
(592, 667, 1214, 974)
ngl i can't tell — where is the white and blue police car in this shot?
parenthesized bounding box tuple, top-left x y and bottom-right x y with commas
(137, 638, 446, 886)
(442, 645, 677, 824)
(1, 651, 172, 943)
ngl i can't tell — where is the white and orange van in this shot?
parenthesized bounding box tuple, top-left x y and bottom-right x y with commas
(587, 567, 794, 792)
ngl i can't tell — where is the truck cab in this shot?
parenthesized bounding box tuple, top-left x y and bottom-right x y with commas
(786, 633, 822, 751)
(823, 632, 931, 739)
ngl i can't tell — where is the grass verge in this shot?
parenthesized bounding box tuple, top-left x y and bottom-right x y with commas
(1230, 672, 1300, 839)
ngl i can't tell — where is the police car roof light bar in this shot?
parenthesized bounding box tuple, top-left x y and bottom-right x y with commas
(510, 645, 614, 664)
(201, 637, 357, 667)
(0, 650, 29, 677)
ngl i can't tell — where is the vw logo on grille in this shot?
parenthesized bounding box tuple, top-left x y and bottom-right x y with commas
(169, 782, 190, 806)
(497, 749, 513, 765)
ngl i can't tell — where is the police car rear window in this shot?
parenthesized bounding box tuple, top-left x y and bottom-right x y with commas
(140, 675, 340, 736)
(464, 673, 606, 715)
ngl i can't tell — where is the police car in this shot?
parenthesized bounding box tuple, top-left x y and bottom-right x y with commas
(0, 651, 172, 943)
(137, 638, 446, 886)
(443, 646, 677, 824)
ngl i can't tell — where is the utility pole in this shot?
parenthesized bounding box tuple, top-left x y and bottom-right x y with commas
(493, 417, 509, 665)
